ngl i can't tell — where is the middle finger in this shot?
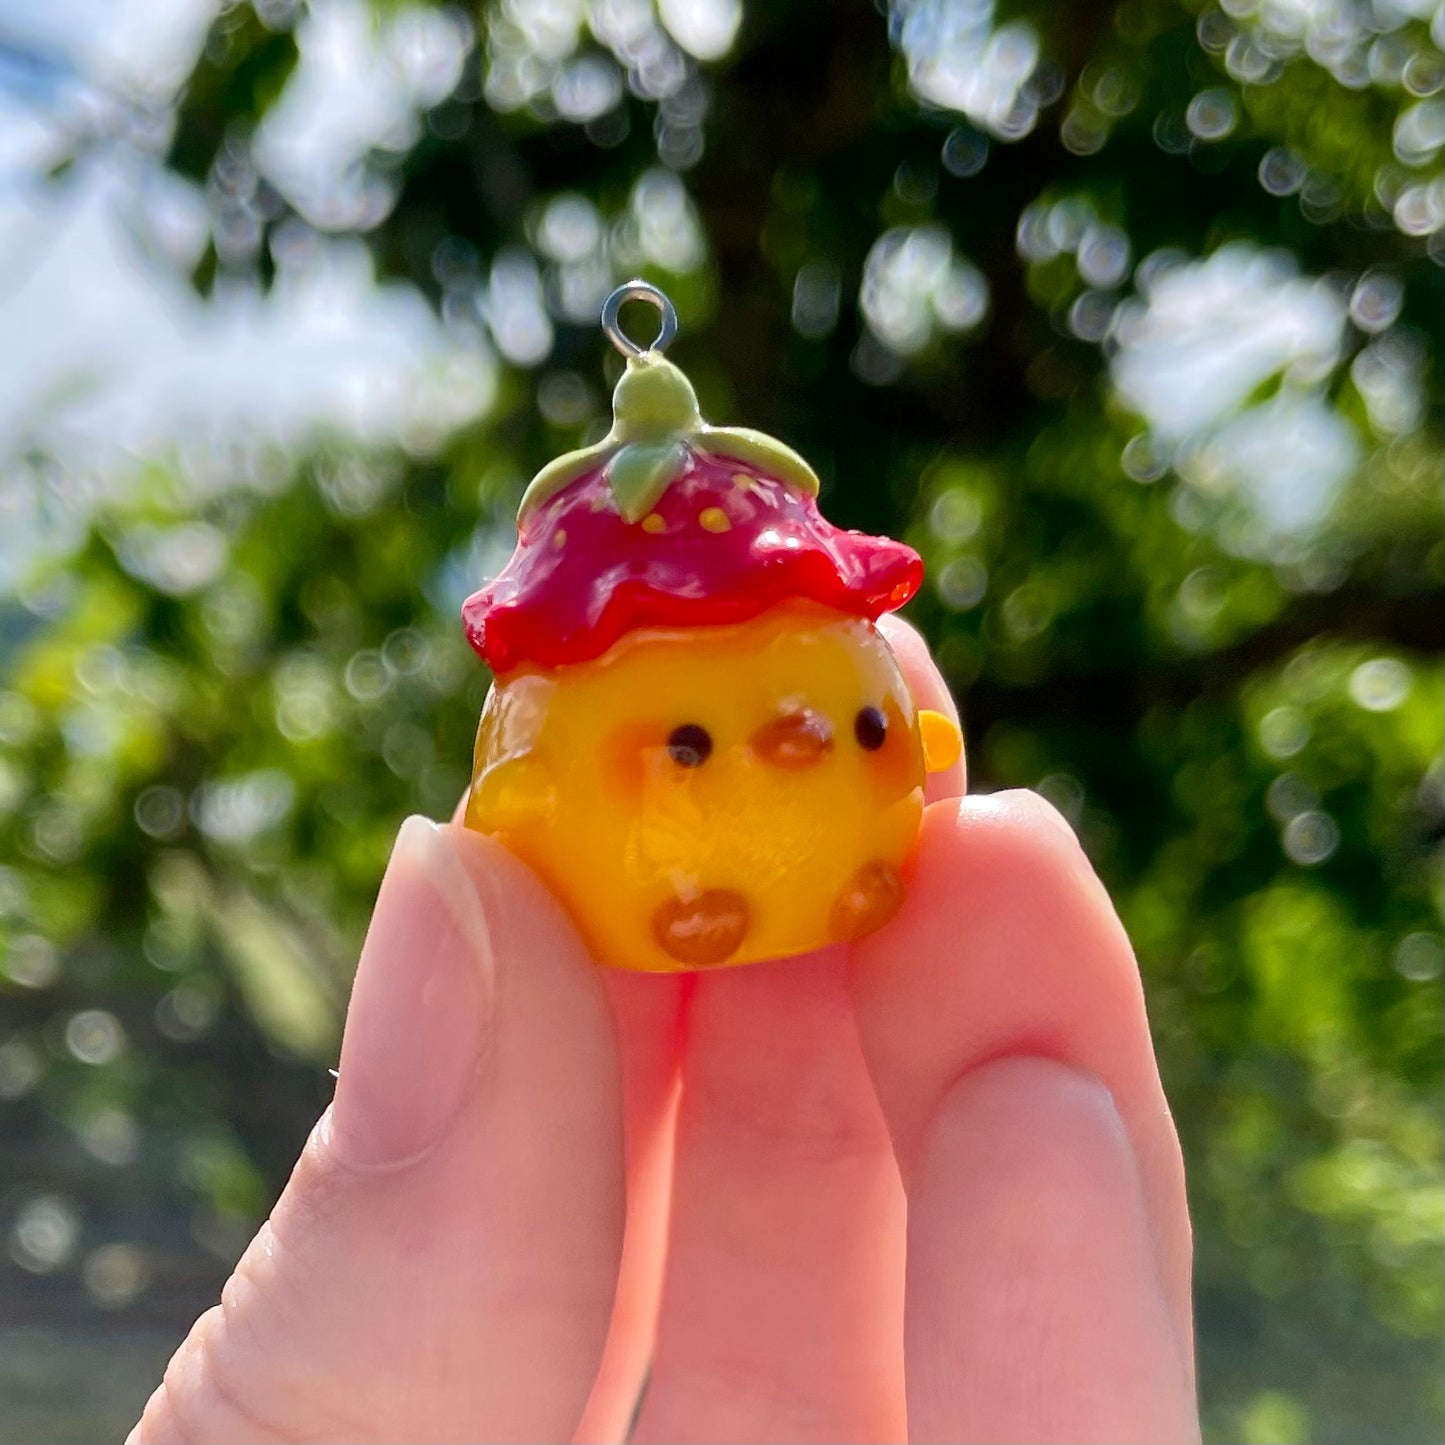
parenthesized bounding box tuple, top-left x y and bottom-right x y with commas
(630, 950, 907, 1444)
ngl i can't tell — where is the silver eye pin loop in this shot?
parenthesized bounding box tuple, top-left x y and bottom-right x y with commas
(601, 279, 678, 358)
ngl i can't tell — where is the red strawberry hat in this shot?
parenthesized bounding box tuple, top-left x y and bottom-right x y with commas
(463, 283, 922, 675)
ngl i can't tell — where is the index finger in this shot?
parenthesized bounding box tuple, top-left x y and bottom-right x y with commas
(850, 791, 1196, 1438)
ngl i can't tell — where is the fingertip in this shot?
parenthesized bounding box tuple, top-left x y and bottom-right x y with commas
(848, 788, 1194, 1372)
(962, 785, 1083, 845)
(440, 822, 622, 1123)
(878, 614, 956, 723)
(906, 789, 1110, 924)
(878, 614, 966, 799)
(853, 789, 1148, 1173)
(329, 816, 494, 1173)
(443, 820, 598, 972)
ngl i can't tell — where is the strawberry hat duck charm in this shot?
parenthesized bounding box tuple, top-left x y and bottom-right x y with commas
(462, 280, 962, 972)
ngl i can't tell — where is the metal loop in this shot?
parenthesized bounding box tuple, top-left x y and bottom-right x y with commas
(601, 279, 678, 357)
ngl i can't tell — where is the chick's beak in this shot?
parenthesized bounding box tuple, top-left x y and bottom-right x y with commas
(751, 709, 834, 769)
(919, 708, 963, 774)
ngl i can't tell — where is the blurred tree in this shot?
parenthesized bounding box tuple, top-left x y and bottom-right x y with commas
(0, 1, 1441, 1441)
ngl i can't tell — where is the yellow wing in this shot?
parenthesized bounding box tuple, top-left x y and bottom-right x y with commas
(465, 754, 557, 833)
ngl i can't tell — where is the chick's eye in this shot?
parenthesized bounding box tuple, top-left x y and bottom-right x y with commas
(854, 705, 888, 751)
(668, 723, 712, 767)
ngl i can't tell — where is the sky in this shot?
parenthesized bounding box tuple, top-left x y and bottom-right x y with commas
(0, 0, 1426, 586)
(0, 0, 490, 480)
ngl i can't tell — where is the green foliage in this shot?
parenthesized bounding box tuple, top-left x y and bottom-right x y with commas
(1, 1, 1441, 1441)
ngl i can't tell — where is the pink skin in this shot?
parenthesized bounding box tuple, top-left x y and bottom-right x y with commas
(131, 616, 1198, 1445)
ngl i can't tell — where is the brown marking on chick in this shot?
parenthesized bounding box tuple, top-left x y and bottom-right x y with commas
(830, 860, 905, 942)
(751, 709, 834, 769)
(653, 890, 750, 965)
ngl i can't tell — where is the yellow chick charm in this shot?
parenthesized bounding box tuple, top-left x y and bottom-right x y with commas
(462, 281, 961, 972)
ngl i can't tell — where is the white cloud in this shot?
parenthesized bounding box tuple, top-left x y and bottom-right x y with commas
(254, 0, 470, 229)
(1111, 243, 1359, 542)
(0, 0, 218, 100)
(1113, 244, 1344, 440)
(0, 160, 493, 466)
(0, 0, 493, 498)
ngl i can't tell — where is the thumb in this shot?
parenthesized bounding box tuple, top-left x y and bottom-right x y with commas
(132, 817, 625, 1444)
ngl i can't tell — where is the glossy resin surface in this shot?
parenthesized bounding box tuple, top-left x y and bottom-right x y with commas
(459, 288, 961, 971)
(462, 391, 921, 676)
(465, 602, 959, 972)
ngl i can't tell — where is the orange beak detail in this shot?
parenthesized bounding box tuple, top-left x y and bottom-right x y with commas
(750, 709, 835, 769)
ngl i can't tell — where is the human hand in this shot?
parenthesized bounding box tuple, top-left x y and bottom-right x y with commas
(131, 620, 1199, 1445)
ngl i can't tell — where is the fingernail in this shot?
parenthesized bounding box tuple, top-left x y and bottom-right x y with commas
(329, 815, 495, 1170)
